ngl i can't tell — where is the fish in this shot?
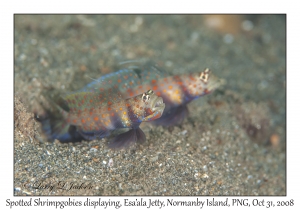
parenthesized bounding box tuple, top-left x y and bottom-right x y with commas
(81, 61, 224, 126)
(35, 88, 165, 149)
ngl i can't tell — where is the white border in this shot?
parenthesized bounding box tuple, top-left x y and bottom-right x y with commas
(2, 1, 298, 209)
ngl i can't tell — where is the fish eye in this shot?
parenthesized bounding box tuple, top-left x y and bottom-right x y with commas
(142, 89, 153, 102)
(142, 93, 150, 102)
(199, 68, 210, 82)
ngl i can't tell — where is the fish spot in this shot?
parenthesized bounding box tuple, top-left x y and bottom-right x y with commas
(189, 75, 196, 81)
(81, 119, 86, 123)
(153, 86, 158, 91)
(73, 119, 77, 123)
(94, 116, 99, 121)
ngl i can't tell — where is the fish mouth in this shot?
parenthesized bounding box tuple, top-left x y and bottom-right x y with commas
(151, 96, 165, 112)
(207, 76, 225, 92)
(143, 95, 165, 122)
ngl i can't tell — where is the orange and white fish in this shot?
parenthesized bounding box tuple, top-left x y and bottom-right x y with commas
(82, 62, 223, 126)
(36, 89, 165, 148)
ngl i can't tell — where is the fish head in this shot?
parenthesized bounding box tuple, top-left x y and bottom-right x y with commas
(188, 68, 224, 97)
(131, 89, 165, 122)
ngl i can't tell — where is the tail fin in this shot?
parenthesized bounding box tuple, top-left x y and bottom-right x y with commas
(35, 91, 83, 142)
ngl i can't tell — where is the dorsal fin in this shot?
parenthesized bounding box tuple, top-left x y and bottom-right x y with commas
(62, 61, 170, 111)
(79, 61, 170, 96)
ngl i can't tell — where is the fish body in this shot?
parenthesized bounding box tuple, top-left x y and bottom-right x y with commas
(83, 62, 223, 126)
(36, 89, 165, 148)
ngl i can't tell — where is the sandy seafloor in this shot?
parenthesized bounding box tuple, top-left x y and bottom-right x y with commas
(14, 15, 286, 196)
